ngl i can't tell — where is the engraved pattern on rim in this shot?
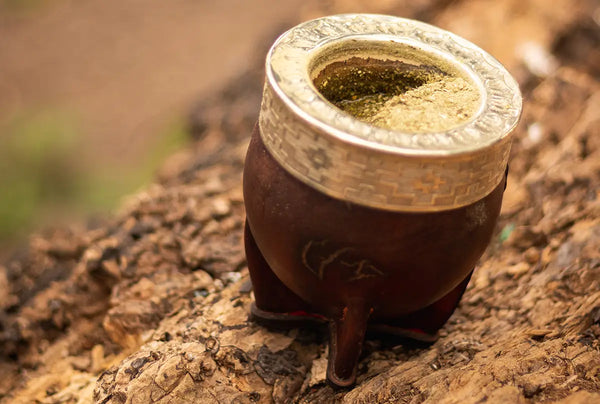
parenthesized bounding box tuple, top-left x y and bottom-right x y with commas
(259, 14, 522, 212)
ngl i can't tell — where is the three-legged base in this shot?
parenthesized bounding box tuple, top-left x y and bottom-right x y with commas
(245, 222, 472, 387)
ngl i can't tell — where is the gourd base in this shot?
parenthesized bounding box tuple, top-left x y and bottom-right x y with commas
(245, 221, 472, 386)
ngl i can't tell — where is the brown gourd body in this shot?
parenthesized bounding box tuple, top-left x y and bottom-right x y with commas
(243, 126, 506, 385)
(245, 127, 505, 316)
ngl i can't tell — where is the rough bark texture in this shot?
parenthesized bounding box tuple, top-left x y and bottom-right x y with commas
(1, 0, 600, 403)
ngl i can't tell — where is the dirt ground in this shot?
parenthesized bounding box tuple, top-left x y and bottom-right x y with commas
(1, 0, 600, 403)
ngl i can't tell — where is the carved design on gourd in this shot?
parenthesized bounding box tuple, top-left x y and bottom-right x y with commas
(301, 240, 385, 282)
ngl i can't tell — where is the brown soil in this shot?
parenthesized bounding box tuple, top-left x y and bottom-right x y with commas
(1, 0, 600, 403)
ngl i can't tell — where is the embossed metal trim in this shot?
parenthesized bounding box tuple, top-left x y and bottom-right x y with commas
(259, 14, 522, 212)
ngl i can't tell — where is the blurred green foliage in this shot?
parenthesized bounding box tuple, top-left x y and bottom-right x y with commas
(0, 0, 44, 14)
(0, 111, 81, 239)
(0, 110, 189, 241)
(0, 0, 42, 10)
(499, 223, 515, 242)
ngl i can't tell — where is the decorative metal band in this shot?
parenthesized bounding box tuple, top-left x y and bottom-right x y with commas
(260, 83, 512, 211)
(259, 14, 522, 212)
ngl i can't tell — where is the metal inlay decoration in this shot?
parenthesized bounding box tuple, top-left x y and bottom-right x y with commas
(259, 14, 522, 212)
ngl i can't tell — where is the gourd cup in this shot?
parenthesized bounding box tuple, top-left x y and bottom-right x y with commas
(243, 14, 522, 387)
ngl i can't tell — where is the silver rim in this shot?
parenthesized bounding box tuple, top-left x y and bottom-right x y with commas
(259, 14, 522, 212)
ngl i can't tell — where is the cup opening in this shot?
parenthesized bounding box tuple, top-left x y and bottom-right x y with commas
(310, 39, 483, 133)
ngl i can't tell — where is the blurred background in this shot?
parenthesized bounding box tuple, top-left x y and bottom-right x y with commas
(0, 0, 597, 255)
(0, 0, 311, 249)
